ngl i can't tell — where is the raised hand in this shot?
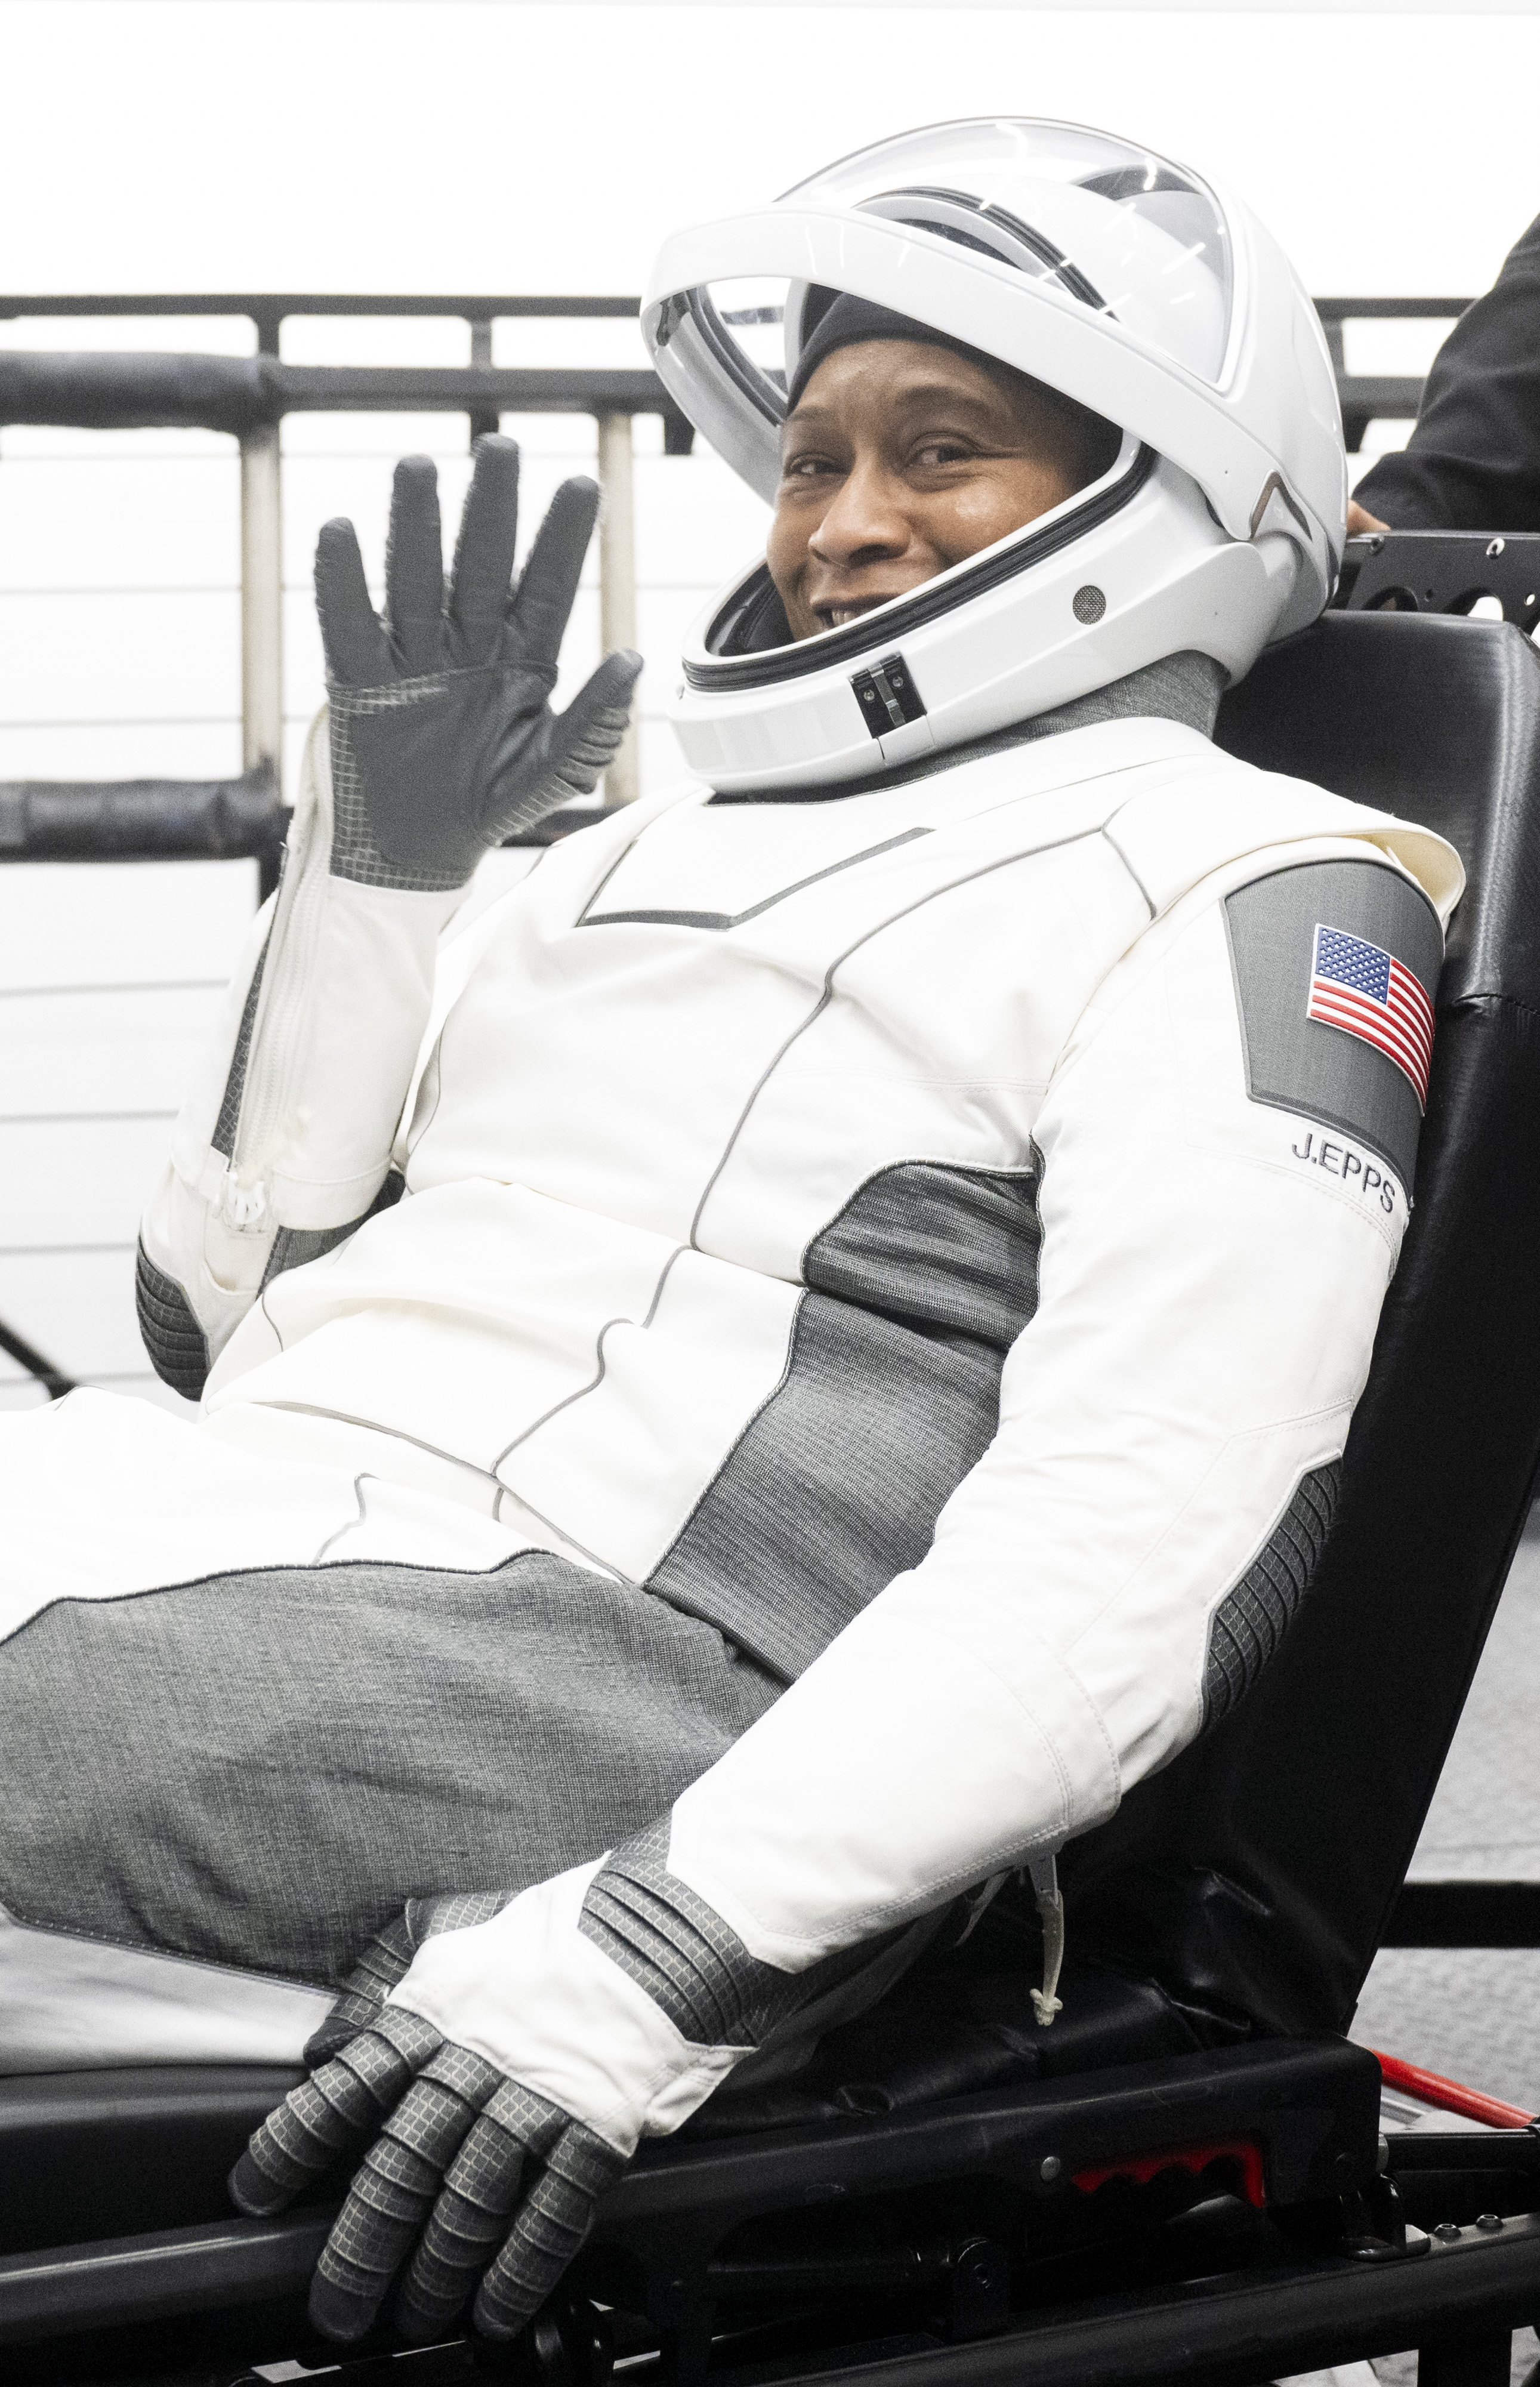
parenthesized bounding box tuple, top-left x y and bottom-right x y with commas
(314, 436, 642, 892)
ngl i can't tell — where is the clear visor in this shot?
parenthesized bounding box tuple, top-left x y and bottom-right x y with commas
(677, 117, 1234, 428)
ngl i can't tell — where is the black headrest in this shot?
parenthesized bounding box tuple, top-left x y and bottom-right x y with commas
(1061, 612, 1540, 2038)
(1215, 610, 1540, 1012)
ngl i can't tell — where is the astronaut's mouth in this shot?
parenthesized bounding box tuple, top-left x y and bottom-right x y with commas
(814, 597, 900, 631)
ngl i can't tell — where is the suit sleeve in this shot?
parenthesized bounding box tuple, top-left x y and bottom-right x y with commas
(1354, 210, 1540, 533)
(135, 712, 463, 1398)
(661, 844, 1443, 1972)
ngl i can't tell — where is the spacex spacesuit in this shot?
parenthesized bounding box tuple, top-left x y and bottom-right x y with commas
(0, 120, 1461, 2343)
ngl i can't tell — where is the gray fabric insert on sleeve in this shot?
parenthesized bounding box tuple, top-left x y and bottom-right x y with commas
(260, 1167, 408, 1292)
(578, 1816, 909, 2050)
(1224, 858, 1442, 1192)
(134, 1241, 212, 1400)
(1202, 1461, 1341, 1726)
(579, 1815, 780, 2045)
(211, 930, 271, 1161)
(0, 1552, 780, 1985)
(648, 1161, 1041, 1682)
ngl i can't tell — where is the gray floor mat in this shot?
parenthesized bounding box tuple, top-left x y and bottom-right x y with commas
(1351, 1515, 1540, 2113)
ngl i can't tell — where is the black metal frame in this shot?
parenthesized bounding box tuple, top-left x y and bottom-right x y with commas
(1338, 530, 1540, 634)
(7, 2044, 1540, 2387)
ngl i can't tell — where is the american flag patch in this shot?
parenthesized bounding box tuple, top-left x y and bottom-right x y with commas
(1307, 924, 1435, 1108)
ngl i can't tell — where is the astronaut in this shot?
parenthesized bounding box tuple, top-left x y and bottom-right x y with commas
(0, 122, 1460, 2344)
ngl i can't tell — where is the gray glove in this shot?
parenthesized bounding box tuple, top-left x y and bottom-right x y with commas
(229, 1828, 894, 2347)
(317, 435, 642, 892)
(301, 1891, 516, 2067)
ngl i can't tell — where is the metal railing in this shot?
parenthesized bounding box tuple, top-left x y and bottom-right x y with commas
(0, 291, 696, 837)
(0, 290, 1468, 846)
(1314, 295, 1467, 452)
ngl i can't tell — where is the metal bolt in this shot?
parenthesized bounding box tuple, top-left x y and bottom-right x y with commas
(1434, 2221, 1462, 2241)
(1476, 2213, 1504, 2232)
(1039, 2154, 1062, 2183)
(1487, 537, 1507, 558)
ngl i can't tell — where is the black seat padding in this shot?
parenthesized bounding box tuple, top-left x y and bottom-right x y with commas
(0, 2065, 303, 2256)
(1064, 612, 1540, 2037)
(0, 1922, 1207, 2254)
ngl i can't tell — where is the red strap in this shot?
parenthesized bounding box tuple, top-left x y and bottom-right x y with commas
(1371, 2047, 1535, 2130)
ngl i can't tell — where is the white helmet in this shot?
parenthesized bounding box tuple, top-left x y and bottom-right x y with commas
(643, 117, 1347, 793)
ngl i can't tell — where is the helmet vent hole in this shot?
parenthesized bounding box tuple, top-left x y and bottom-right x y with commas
(1073, 585, 1107, 625)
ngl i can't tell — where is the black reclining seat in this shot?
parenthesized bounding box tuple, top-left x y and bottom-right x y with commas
(4, 609, 1540, 2280)
(1064, 607, 1540, 2034)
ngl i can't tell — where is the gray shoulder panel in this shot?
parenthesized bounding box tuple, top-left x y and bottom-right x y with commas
(1224, 858, 1442, 1191)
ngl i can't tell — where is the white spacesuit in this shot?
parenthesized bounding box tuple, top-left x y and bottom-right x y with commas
(0, 120, 1460, 2345)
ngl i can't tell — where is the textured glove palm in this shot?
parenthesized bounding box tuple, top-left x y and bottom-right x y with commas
(230, 1827, 865, 2346)
(319, 435, 641, 892)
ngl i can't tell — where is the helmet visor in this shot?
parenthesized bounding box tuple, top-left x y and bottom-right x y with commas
(667, 118, 1235, 427)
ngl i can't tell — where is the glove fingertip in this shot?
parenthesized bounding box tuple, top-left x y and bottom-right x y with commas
(396, 2279, 470, 2342)
(314, 517, 363, 591)
(308, 2269, 381, 2345)
(303, 2019, 361, 2068)
(470, 2281, 528, 2342)
(533, 474, 600, 544)
(228, 2147, 293, 2218)
(471, 431, 520, 473)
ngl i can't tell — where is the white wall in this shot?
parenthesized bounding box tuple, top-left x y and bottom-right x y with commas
(0, 1, 1529, 1407)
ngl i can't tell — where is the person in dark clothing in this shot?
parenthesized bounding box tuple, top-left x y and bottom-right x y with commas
(1350, 211, 1540, 535)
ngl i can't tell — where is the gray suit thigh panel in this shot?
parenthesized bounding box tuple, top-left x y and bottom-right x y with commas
(0, 1552, 778, 1986)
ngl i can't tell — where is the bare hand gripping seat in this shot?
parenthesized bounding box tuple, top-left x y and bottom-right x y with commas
(6, 607, 1540, 2386)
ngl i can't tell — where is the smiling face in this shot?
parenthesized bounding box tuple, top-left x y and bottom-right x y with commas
(766, 340, 1104, 642)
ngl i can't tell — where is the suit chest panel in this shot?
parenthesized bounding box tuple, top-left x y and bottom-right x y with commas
(409, 786, 1153, 1249)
